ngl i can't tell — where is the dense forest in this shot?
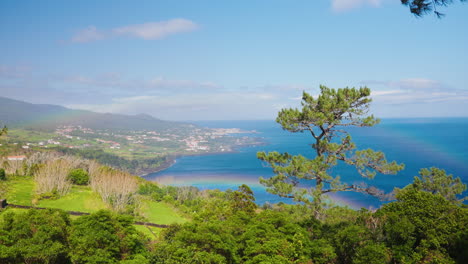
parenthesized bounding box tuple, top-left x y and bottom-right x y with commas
(0, 181, 467, 263)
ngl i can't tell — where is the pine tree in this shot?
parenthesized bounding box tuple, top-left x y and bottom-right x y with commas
(257, 85, 404, 218)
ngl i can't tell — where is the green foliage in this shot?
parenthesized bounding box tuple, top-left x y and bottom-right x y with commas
(333, 225, 370, 263)
(410, 167, 467, 202)
(22, 162, 40, 177)
(68, 168, 89, 185)
(154, 209, 314, 264)
(322, 206, 360, 226)
(240, 210, 313, 263)
(258, 86, 404, 217)
(229, 184, 257, 215)
(0, 208, 153, 263)
(0, 168, 5, 181)
(138, 182, 164, 201)
(36, 185, 108, 213)
(309, 239, 337, 264)
(153, 222, 239, 263)
(353, 243, 391, 264)
(376, 189, 468, 263)
(68, 210, 148, 264)
(138, 199, 187, 225)
(0, 209, 70, 264)
(1, 178, 465, 264)
(5, 177, 34, 206)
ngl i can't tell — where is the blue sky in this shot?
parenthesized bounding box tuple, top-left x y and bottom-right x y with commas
(1, 0, 467, 120)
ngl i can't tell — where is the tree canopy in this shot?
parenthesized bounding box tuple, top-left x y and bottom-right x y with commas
(0, 209, 71, 263)
(376, 188, 468, 262)
(408, 167, 467, 203)
(257, 85, 404, 217)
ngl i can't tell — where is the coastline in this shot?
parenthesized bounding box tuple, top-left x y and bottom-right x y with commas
(137, 156, 178, 177)
(131, 118, 468, 209)
(139, 140, 267, 178)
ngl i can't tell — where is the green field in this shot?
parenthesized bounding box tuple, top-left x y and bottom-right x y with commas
(134, 225, 164, 239)
(138, 198, 188, 225)
(1, 176, 187, 240)
(4, 129, 56, 142)
(37, 185, 108, 212)
(5, 177, 35, 206)
(4, 178, 187, 224)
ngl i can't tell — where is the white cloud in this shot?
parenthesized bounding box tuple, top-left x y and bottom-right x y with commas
(5, 64, 466, 120)
(146, 77, 221, 90)
(362, 78, 468, 105)
(113, 19, 198, 40)
(57, 73, 221, 94)
(392, 78, 441, 90)
(71, 26, 105, 43)
(68, 92, 280, 120)
(258, 84, 307, 92)
(70, 19, 198, 43)
(112, 95, 157, 103)
(371, 90, 405, 96)
(331, 0, 383, 12)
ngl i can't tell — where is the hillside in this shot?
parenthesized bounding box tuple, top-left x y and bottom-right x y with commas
(0, 96, 264, 175)
(0, 96, 193, 132)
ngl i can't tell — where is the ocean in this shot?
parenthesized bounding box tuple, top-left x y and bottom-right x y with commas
(144, 118, 468, 209)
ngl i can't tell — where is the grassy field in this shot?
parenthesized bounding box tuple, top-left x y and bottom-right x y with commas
(4, 129, 56, 142)
(37, 185, 108, 212)
(138, 198, 188, 225)
(1, 176, 188, 240)
(5, 177, 35, 206)
(134, 225, 165, 239)
(135, 199, 188, 240)
(0, 176, 188, 240)
(4, 177, 187, 224)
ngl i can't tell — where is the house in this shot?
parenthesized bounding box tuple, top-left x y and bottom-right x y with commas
(6, 155, 27, 161)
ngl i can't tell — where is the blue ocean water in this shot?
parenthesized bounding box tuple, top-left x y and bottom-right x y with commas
(144, 118, 468, 209)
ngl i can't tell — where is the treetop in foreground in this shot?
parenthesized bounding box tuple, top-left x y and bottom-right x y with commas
(258, 85, 405, 218)
(401, 0, 467, 18)
(406, 167, 467, 203)
(276, 86, 378, 132)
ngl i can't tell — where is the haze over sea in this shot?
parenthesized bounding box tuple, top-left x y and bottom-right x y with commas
(145, 118, 468, 209)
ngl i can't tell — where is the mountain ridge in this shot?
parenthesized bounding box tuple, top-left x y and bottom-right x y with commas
(0, 96, 193, 132)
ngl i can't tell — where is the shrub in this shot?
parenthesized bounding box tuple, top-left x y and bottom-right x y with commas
(68, 168, 89, 185)
(0, 168, 6, 180)
(0, 209, 71, 263)
(69, 210, 147, 263)
(138, 182, 164, 201)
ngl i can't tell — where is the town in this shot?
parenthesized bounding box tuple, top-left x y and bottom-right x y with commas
(0, 125, 264, 159)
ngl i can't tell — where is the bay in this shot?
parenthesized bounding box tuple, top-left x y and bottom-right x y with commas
(144, 118, 468, 209)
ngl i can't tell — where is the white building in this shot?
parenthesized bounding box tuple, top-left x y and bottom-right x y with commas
(6, 155, 27, 161)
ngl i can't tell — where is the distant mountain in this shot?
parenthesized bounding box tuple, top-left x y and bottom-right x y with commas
(0, 96, 194, 132)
